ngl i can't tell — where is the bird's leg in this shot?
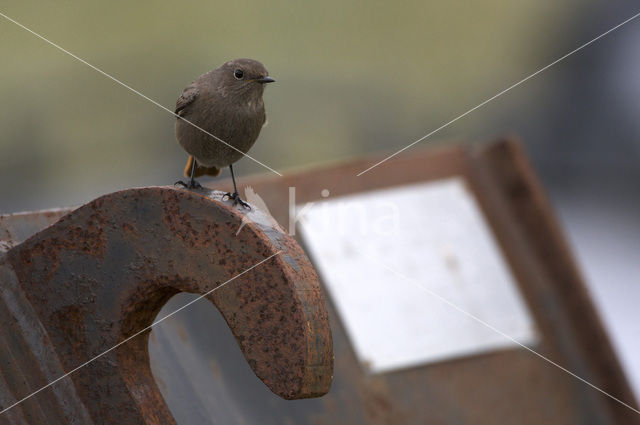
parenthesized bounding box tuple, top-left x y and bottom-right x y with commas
(223, 164, 251, 209)
(187, 157, 203, 189)
(174, 156, 203, 189)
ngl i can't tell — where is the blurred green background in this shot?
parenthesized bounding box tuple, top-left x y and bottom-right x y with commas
(1, 0, 639, 405)
(0, 0, 584, 210)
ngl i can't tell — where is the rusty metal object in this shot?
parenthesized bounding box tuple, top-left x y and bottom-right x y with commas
(206, 139, 638, 425)
(0, 186, 333, 424)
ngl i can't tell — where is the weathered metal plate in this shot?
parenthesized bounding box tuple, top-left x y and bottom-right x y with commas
(201, 139, 639, 425)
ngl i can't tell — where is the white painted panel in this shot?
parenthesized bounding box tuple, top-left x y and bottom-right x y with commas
(297, 177, 538, 374)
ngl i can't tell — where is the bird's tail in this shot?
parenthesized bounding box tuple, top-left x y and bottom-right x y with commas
(183, 155, 220, 177)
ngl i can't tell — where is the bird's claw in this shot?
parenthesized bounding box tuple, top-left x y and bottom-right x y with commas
(174, 179, 203, 189)
(223, 191, 251, 210)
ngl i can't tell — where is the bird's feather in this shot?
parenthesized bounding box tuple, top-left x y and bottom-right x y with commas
(175, 84, 199, 116)
(183, 155, 220, 177)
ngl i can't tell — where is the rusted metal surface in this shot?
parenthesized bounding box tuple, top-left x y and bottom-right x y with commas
(2, 140, 637, 425)
(0, 208, 74, 253)
(0, 187, 333, 424)
(201, 139, 638, 425)
(470, 140, 640, 425)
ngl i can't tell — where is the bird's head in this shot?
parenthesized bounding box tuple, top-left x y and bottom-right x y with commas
(217, 58, 274, 101)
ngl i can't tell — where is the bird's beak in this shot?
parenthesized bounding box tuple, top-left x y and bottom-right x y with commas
(256, 76, 275, 84)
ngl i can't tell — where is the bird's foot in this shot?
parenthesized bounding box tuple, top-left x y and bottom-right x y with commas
(174, 178, 203, 189)
(223, 191, 251, 210)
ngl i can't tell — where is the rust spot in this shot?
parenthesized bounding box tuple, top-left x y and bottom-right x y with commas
(121, 222, 137, 235)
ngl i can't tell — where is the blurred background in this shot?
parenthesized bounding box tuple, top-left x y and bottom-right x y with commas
(1, 0, 638, 407)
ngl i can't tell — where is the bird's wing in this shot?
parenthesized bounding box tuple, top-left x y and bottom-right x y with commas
(175, 83, 199, 116)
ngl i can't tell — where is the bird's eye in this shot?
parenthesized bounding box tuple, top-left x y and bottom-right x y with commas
(234, 69, 244, 79)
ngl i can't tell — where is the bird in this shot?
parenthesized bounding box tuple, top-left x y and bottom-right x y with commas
(174, 58, 275, 208)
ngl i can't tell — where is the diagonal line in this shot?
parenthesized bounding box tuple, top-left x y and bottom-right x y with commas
(0, 251, 282, 416)
(356, 10, 640, 177)
(0, 11, 282, 177)
(356, 249, 640, 415)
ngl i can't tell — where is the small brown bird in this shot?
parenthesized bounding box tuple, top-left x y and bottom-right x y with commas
(174, 58, 274, 207)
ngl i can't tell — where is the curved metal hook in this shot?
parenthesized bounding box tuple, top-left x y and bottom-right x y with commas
(0, 187, 333, 424)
